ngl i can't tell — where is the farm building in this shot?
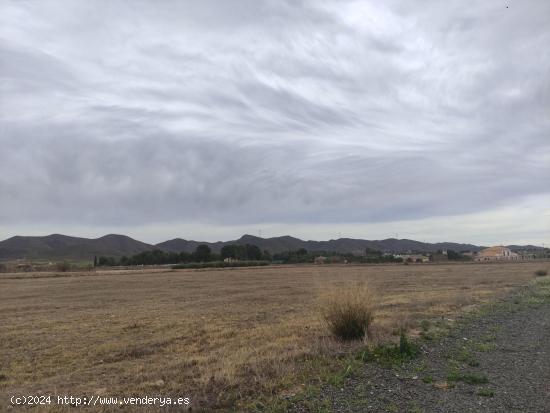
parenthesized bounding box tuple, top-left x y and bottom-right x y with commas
(313, 256, 327, 264)
(475, 246, 519, 261)
(394, 254, 430, 263)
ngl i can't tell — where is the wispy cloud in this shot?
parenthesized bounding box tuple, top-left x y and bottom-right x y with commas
(1, 0, 549, 243)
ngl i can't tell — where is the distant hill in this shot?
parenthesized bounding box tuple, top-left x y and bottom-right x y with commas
(155, 234, 483, 254)
(0, 233, 540, 262)
(505, 245, 545, 252)
(156, 238, 226, 254)
(0, 234, 154, 261)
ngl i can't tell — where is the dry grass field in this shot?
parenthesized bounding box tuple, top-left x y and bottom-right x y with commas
(0, 262, 545, 411)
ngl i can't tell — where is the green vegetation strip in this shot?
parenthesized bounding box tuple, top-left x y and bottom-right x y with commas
(172, 260, 270, 269)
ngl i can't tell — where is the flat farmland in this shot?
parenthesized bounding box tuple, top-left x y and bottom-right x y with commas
(0, 262, 544, 411)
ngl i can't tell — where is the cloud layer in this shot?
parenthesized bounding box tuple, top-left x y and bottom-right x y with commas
(1, 0, 549, 243)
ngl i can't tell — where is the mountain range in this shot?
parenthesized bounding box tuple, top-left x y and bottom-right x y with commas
(0, 234, 153, 261)
(157, 235, 484, 256)
(0, 233, 542, 262)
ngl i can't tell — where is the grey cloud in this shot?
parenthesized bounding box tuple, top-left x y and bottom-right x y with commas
(0, 0, 549, 241)
(0, 43, 77, 93)
(1, 122, 547, 227)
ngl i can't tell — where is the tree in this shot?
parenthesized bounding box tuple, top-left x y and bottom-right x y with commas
(178, 251, 191, 263)
(194, 244, 212, 262)
(446, 250, 463, 261)
(221, 245, 238, 260)
(245, 244, 262, 260)
(98, 256, 117, 266)
(93, 255, 98, 267)
(365, 248, 382, 258)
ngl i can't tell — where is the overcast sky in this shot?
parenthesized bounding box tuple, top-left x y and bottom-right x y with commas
(1, 0, 549, 245)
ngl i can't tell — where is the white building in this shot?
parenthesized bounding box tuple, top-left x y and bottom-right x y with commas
(475, 246, 519, 261)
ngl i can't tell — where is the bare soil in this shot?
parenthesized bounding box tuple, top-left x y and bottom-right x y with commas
(0, 262, 546, 411)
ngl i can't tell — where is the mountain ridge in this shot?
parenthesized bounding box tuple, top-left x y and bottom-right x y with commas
(0, 233, 542, 262)
(0, 234, 153, 261)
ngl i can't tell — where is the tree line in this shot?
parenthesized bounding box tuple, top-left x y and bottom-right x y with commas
(271, 248, 404, 264)
(94, 245, 471, 267)
(95, 243, 271, 267)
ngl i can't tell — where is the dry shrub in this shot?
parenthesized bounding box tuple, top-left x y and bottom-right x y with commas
(320, 283, 377, 341)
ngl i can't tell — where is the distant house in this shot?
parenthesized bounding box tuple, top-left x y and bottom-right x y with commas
(475, 246, 519, 261)
(394, 254, 430, 263)
(314, 256, 327, 264)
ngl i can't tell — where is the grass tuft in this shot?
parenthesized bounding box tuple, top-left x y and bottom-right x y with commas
(320, 283, 377, 341)
(420, 320, 431, 332)
(478, 388, 495, 397)
(447, 370, 488, 385)
(357, 333, 419, 367)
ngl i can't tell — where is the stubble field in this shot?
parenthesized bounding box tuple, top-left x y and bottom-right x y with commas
(0, 262, 544, 411)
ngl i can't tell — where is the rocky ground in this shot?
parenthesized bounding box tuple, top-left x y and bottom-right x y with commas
(287, 278, 550, 413)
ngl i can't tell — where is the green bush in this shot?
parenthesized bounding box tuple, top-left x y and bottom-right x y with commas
(357, 333, 419, 367)
(399, 333, 417, 358)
